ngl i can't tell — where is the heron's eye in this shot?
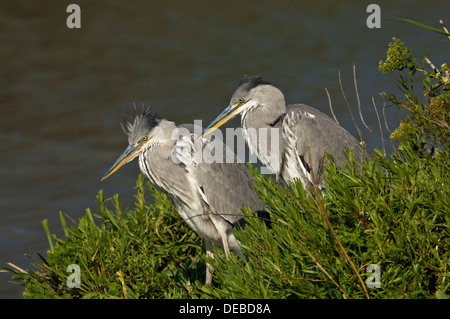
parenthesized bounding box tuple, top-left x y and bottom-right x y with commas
(141, 136, 148, 142)
(238, 97, 245, 104)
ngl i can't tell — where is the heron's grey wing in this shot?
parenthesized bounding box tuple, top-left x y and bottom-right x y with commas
(195, 138, 265, 228)
(283, 104, 363, 175)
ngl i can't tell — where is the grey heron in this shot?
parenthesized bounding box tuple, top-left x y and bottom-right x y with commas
(201, 76, 366, 188)
(101, 110, 267, 284)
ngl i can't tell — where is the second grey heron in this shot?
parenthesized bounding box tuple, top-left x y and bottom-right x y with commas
(201, 76, 366, 188)
(102, 110, 267, 284)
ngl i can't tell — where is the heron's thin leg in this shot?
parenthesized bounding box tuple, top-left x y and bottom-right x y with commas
(221, 236, 231, 259)
(209, 214, 231, 259)
(205, 240, 214, 284)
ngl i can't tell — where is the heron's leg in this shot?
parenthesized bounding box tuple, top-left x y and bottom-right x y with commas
(205, 240, 214, 284)
(208, 214, 231, 259)
(221, 236, 231, 259)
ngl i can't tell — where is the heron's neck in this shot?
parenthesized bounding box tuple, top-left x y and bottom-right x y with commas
(241, 103, 285, 175)
(242, 102, 284, 128)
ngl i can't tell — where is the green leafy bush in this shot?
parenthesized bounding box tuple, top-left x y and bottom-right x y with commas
(379, 37, 449, 154)
(3, 175, 205, 298)
(199, 146, 449, 298)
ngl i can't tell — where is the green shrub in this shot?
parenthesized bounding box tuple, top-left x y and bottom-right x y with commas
(3, 175, 205, 298)
(199, 146, 449, 298)
(379, 37, 449, 154)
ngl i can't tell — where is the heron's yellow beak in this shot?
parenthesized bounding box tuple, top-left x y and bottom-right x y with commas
(101, 143, 141, 181)
(200, 103, 243, 139)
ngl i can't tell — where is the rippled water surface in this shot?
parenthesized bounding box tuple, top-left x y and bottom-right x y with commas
(1, 0, 448, 297)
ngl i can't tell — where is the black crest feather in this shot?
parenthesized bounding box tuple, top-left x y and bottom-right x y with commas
(237, 75, 272, 90)
(121, 106, 161, 140)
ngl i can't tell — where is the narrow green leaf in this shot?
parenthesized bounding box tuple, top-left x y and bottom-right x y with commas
(389, 18, 450, 36)
(59, 211, 69, 238)
(42, 219, 54, 253)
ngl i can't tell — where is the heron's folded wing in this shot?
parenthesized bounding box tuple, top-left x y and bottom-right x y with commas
(283, 104, 364, 174)
(196, 138, 265, 227)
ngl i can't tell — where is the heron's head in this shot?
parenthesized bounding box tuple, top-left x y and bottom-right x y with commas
(201, 76, 285, 138)
(101, 110, 170, 181)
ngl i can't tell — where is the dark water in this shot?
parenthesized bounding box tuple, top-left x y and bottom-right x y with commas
(0, 0, 448, 298)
